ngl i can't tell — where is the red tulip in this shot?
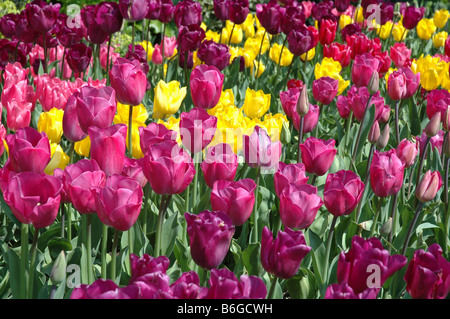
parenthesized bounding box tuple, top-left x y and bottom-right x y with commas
(34, 75, 72, 112)
(324, 42, 351, 68)
(318, 19, 337, 46)
(299, 137, 337, 176)
(369, 149, 405, 198)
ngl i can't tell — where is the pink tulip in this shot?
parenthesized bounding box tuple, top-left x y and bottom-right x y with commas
(400, 67, 420, 99)
(274, 162, 309, 197)
(190, 64, 224, 110)
(201, 143, 238, 189)
(279, 183, 323, 230)
(346, 86, 390, 123)
(34, 74, 72, 111)
(369, 149, 405, 198)
(426, 89, 450, 121)
(4, 99, 33, 132)
(210, 179, 256, 226)
(299, 136, 337, 176)
(62, 92, 88, 143)
(279, 87, 300, 119)
(396, 138, 419, 168)
(243, 125, 282, 170)
(88, 124, 128, 177)
(3, 172, 62, 229)
(387, 70, 407, 101)
(129, 253, 170, 284)
(95, 174, 143, 231)
(416, 129, 445, 156)
(351, 53, 380, 88)
(390, 42, 411, 68)
(336, 95, 351, 119)
(122, 157, 148, 189)
(70, 279, 139, 299)
(415, 170, 443, 203)
(312, 76, 339, 105)
(180, 107, 217, 154)
(138, 123, 178, 156)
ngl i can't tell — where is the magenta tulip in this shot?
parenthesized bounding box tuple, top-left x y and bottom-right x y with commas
(390, 42, 411, 68)
(228, 0, 249, 25)
(71, 279, 139, 299)
(190, 64, 224, 110)
(369, 149, 405, 198)
(312, 76, 339, 105)
(179, 107, 217, 154)
(292, 103, 320, 134)
(109, 57, 147, 106)
(122, 157, 148, 189)
(138, 123, 177, 156)
(351, 53, 380, 88)
(426, 89, 450, 121)
(185, 210, 235, 270)
(197, 40, 231, 71)
(261, 226, 311, 279)
(213, 0, 229, 21)
(255, 0, 286, 35)
(299, 137, 337, 176)
(274, 162, 309, 197)
(396, 138, 419, 168)
(173, 0, 202, 28)
(325, 282, 379, 299)
(129, 253, 170, 284)
(387, 70, 407, 101)
(119, 0, 149, 21)
(63, 92, 88, 143)
(201, 143, 238, 189)
(243, 125, 282, 170)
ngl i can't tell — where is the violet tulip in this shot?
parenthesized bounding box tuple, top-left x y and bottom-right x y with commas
(201, 143, 238, 189)
(173, 0, 202, 28)
(75, 86, 117, 134)
(323, 170, 365, 217)
(299, 137, 337, 176)
(119, 0, 149, 21)
(255, 0, 286, 35)
(279, 183, 323, 230)
(242, 125, 282, 170)
(197, 40, 231, 71)
(5, 127, 51, 174)
(177, 24, 206, 53)
(3, 172, 62, 229)
(325, 282, 379, 299)
(403, 6, 425, 30)
(140, 140, 195, 195)
(369, 149, 405, 198)
(96, 1, 123, 35)
(261, 226, 311, 279)
(190, 64, 224, 110)
(404, 244, 450, 299)
(95, 174, 143, 231)
(287, 27, 315, 57)
(415, 170, 443, 203)
(179, 107, 217, 154)
(25, 0, 59, 34)
(274, 162, 309, 197)
(312, 76, 339, 105)
(210, 179, 256, 226)
(185, 210, 235, 270)
(351, 53, 380, 88)
(158, 0, 175, 23)
(337, 236, 408, 295)
(228, 0, 249, 25)
(109, 57, 147, 106)
(213, 0, 229, 21)
(88, 124, 128, 177)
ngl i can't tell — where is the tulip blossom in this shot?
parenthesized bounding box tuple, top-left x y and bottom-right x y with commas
(152, 80, 187, 119)
(24, 0, 59, 33)
(261, 226, 311, 279)
(179, 107, 217, 154)
(312, 76, 339, 105)
(426, 89, 450, 121)
(109, 58, 147, 107)
(70, 279, 139, 299)
(201, 143, 238, 189)
(390, 42, 412, 68)
(415, 170, 443, 203)
(403, 6, 425, 30)
(242, 125, 282, 170)
(387, 70, 408, 101)
(173, 0, 202, 28)
(190, 64, 224, 110)
(369, 149, 405, 198)
(66, 43, 92, 74)
(228, 0, 249, 25)
(185, 210, 235, 270)
(118, 0, 149, 22)
(325, 282, 379, 299)
(95, 1, 123, 35)
(255, 0, 285, 35)
(197, 40, 230, 71)
(129, 254, 170, 284)
(396, 139, 419, 168)
(287, 27, 315, 57)
(299, 137, 337, 176)
(351, 53, 380, 88)
(319, 19, 337, 46)
(274, 162, 309, 197)
(138, 122, 177, 156)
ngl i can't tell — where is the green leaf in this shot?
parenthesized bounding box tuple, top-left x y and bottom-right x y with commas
(3, 244, 21, 299)
(286, 268, 318, 299)
(242, 243, 263, 277)
(47, 237, 73, 260)
(354, 105, 376, 162)
(161, 210, 179, 258)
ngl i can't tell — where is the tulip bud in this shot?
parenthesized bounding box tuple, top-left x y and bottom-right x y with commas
(367, 71, 380, 95)
(444, 134, 450, 158)
(443, 106, 450, 132)
(425, 112, 441, 138)
(380, 217, 392, 235)
(280, 120, 291, 144)
(368, 121, 380, 145)
(415, 170, 443, 203)
(376, 124, 390, 150)
(297, 85, 309, 117)
(50, 251, 67, 285)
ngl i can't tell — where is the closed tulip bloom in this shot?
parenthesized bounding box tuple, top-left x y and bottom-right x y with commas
(96, 1, 123, 34)
(63, 159, 107, 214)
(403, 6, 425, 30)
(76, 86, 117, 134)
(197, 40, 231, 71)
(312, 76, 339, 105)
(434, 9, 450, 29)
(228, 0, 249, 25)
(255, 0, 285, 35)
(287, 27, 315, 57)
(177, 24, 206, 53)
(119, 0, 149, 21)
(261, 226, 311, 279)
(279, 87, 301, 119)
(179, 107, 217, 154)
(152, 80, 187, 119)
(158, 0, 175, 23)
(387, 70, 407, 101)
(401, 67, 421, 99)
(404, 244, 450, 299)
(325, 282, 379, 299)
(138, 122, 177, 155)
(324, 170, 365, 217)
(25, 0, 59, 33)
(299, 137, 337, 176)
(88, 124, 128, 177)
(323, 42, 351, 68)
(63, 92, 88, 143)
(95, 174, 143, 231)
(432, 31, 448, 49)
(37, 108, 64, 144)
(213, 0, 229, 21)
(242, 88, 271, 119)
(140, 140, 195, 195)
(292, 103, 320, 134)
(122, 157, 148, 189)
(5, 99, 32, 132)
(173, 0, 202, 28)
(66, 42, 92, 74)
(279, 183, 323, 230)
(190, 64, 224, 110)
(201, 143, 238, 189)
(34, 75, 72, 112)
(0, 13, 17, 39)
(426, 89, 450, 121)
(415, 170, 443, 203)
(352, 53, 380, 88)
(185, 210, 235, 270)
(4, 172, 62, 229)
(396, 139, 419, 168)
(417, 18, 437, 40)
(6, 127, 51, 174)
(390, 42, 412, 69)
(210, 179, 256, 226)
(274, 162, 309, 197)
(319, 19, 337, 46)
(242, 125, 282, 170)
(109, 58, 147, 107)
(369, 149, 405, 198)
(281, 5, 305, 36)
(337, 236, 408, 295)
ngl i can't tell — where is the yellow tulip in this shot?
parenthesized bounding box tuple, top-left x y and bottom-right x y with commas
(157, 116, 182, 144)
(262, 113, 288, 142)
(433, 31, 448, 48)
(441, 62, 450, 92)
(45, 143, 69, 175)
(140, 40, 154, 60)
(192, 51, 202, 68)
(434, 9, 450, 29)
(300, 47, 315, 62)
(339, 15, 353, 30)
(252, 29, 271, 54)
(376, 21, 394, 40)
(269, 43, 293, 66)
(205, 30, 220, 43)
(37, 108, 64, 144)
(221, 21, 243, 45)
(208, 89, 236, 116)
(240, 14, 256, 39)
(416, 18, 437, 40)
(114, 102, 148, 126)
(126, 123, 145, 159)
(392, 21, 408, 42)
(74, 136, 90, 158)
(315, 57, 349, 95)
(355, 6, 364, 24)
(152, 80, 187, 119)
(200, 22, 207, 31)
(239, 47, 257, 68)
(414, 55, 447, 91)
(251, 60, 265, 78)
(228, 46, 240, 64)
(242, 88, 271, 119)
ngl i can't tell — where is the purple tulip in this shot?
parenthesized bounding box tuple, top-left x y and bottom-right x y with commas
(55, 15, 84, 48)
(403, 5, 425, 30)
(213, 0, 229, 21)
(122, 157, 148, 189)
(197, 40, 231, 71)
(25, 0, 60, 33)
(173, 0, 202, 28)
(177, 24, 206, 53)
(81, 5, 109, 44)
(351, 53, 380, 88)
(281, 5, 305, 36)
(190, 64, 224, 110)
(228, 0, 249, 25)
(129, 253, 170, 284)
(287, 27, 315, 57)
(66, 42, 92, 74)
(158, 0, 175, 23)
(0, 13, 18, 39)
(312, 76, 339, 105)
(325, 282, 379, 299)
(71, 279, 139, 299)
(201, 143, 238, 189)
(170, 271, 208, 299)
(256, 0, 286, 35)
(96, 1, 124, 35)
(119, 0, 149, 21)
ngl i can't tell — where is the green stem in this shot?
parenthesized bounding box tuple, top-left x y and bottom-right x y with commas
(60, 203, 65, 238)
(155, 195, 171, 256)
(324, 215, 338, 283)
(128, 105, 133, 158)
(402, 201, 425, 256)
(106, 36, 112, 86)
(370, 197, 383, 237)
(131, 22, 135, 53)
(444, 157, 450, 256)
(297, 116, 304, 163)
(394, 100, 401, 146)
(60, 47, 66, 80)
(251, 168, 261, 244)
(86, 214, 93, 284)
(388, 192, 399, 253)
(413, 137, 430, 208)
(192, 153, 200, 208)
(255, 30, 267, 90)
(111, 229, 119, 283)
(267, 276, 278, 299)
(228, 23, 236, 47)
(351, 93, 373, 163)
(27, 229, 39, 299)
(142, 184, 152, 236)
(43, 33, 48, 74)
(355, 143, 376, 223)
(101, 223, 108, 279)
(161, 22, 166, 81)
(20, 223, 28, 299)
(67, 204, 72, 242)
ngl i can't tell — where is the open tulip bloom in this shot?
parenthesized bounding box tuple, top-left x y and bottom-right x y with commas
(1, 0, 450, 302)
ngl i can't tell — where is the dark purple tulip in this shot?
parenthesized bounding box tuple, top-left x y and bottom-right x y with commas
(66, 42, 92, 74)
(179, 50, 193, 69)
(14, 13, 39, 44)
(341, 23, 361, 42)
(146, 0, 162, 20)
(125, 44, 150, 74)
(173, 0, 202, 28)
(0, 13, 17, 39)
(81, 5, 109, 44)
(158, 0, 175, 23)
(228, 0, 249, 25)
(379, 2, 394, 25)
(213, 0, 229, 21)
(281, 5, 305, 36)
(287, 27, 315, 57)
(256, 0, 286, 35)
(311, 0, 333, 21)
(197, 40, 230, 71)
(335, 0, 350, 13)
(96, 1, 124, 35)
(25, 0, 60, 33)
(119, 0, 149, 21)
(177, 24, 206, 53)
(0, 39, 28, 70)
(403, 5, 425, 30)
(55, 15, 84, 48)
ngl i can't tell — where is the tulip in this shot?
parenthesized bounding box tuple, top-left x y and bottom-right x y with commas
(281, 5, 305, 36)
(323, 170, 365, 217)
(274, 162, 309, 197)
(0, 13, 17, 39)
(351, 53, 380, 88)
(158, 0, 175, 23)
(197, 40, 231, 71)
(404, 244, 450, 299)
(336, 95, 351, 119)
(213, 0, 229, 21)
(25, 0, 59, 33)
(184, 210, 235, 270)
(138, 123, 177, 155)
(415, 170, 443, 203)
(387, 70, 407, 101)
(63, 159, 107, 214)
(390, 42, 412, 69)
(432, 31, 448, 49)
(125, 44, 150, 74)
(37, 108, 64, 144)
(279, 87, 301, 119)
(177, 24, 206, 53)
(4, 99, 33, 132)
(190, 64, 224, 110)
(173, 0, 202, 28)
(242, 88, 271, 119)
(63, 92, 88, 143)
(403, 6, 425, 30)
(426, 89, 450, 121)
(242, 125, 282, 170)
(323, 42, 351, 68)
(312, 76, 339, 105)
(129, 253, 170, 284)
(261, 226, 311, 279)
(228, 0, 249, 25)
(396, 139, 419, 168)
(325, 282, 379, 299)
(96, 1, 123, 35)
(75, 86, 117, 134)
(179, 107, 217, 154)
(369, 149, 405, 198)
(122, 157, 148, 189)
(119, 0, 149, 21)
(337, 235, 408, 295)
(319, 19, 337, 46)
(6, 127, 51, 174)
(434, 9, 450, 29)
(71, 279, 139, 299)
(210, 179, 256, 226)
(201, 143, 238, 189)
(255, 0, 285, 35)
(417, 18, 437, 40)
(34, 75, 72, 112)
(109, 58, 147, 107)
(152, 80, 187, 119)
(346, 86, 389, 123)
(416, 129, 445, 157)
(140, 140, 195, 195)
(287, 27, 315, 57)
(45, 143, 70, 176)
(95, 174, 143, 231)
(88, 124, 128, 177)
(400, 67, 421, 99)
(279, 183, 323, 230)
(299, 137, 337, 176)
